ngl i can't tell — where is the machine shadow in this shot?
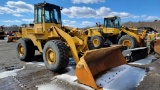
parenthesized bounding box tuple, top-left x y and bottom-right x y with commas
(32, 54, 44, 62)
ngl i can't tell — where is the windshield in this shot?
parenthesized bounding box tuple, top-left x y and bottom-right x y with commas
(104, 17, 121, 28)
(44, 6, 61, 24)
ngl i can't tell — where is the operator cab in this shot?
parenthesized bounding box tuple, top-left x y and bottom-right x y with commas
(102, 16, 121, 36)
(104, 16, 121, 28)
(34, 2, 62, 24)
(33, 2, 62, 33)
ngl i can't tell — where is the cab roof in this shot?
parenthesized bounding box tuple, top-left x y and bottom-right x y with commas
(34, 2, 60, 8)
(104, 16, 120, 19)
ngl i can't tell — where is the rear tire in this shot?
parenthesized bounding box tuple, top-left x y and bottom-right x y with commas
(16, 38, 35, 62)
(91, 36, 104, 49)
(118, 35, 137, 49)
(43, 40, 69, 72)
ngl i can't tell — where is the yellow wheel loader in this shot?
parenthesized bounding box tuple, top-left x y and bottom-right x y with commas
(8, 27, 22, 42)
(16, 2, 128, 89)
(8, 32, 22, 42)
(88, 16, 157, 61)
(7, 24, 35, 43)
(16, 2, 150, 90)
(87, 16, 149, 49)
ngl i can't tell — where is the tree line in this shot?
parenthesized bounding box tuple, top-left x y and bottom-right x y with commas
(0, 24, 28, 32)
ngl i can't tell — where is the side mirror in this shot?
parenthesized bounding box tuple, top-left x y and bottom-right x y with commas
(96, 23, 98, 26)
(96, 22, 101, 27)
(60, 7, 63, 10)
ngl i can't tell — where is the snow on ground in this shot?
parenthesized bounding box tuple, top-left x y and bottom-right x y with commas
(0, 66, 25, 78)
(37, 65, 146, 90)
(37, 67, 93, 90)
(53, 67, 92, 90)
(0, 40, 7, 43)
(35, 56, 150, 90)
(4, 36, 8, 40)
(37, 83, 64, 90)
(129, 55, 156, 65)
(54, 67, 77, 82)
(26, 62, 45, 66)
(26, 58, 75, 67)
(96, 65, 146, 90)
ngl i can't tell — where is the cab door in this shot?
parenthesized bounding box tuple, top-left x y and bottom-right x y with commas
(34, 7, 43, 33)
(103, 18, 115, 35)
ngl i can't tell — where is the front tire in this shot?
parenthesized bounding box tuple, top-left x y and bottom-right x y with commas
(118, 35, 137, 49)
(91, 36, 104, 49)
(43, 40, 69, 72)
(16, 38, 35, 62)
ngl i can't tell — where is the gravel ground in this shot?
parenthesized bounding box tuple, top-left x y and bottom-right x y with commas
(0, 40, 54, 90)
(136, 54, 160, 90)
(0, 40, 160, 90)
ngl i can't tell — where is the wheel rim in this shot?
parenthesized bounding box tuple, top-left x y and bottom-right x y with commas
(92, 39, 99, 47)
(46, 48, 56, 64)
(18, 44, 24, 57)
(122, 40, 131, 48)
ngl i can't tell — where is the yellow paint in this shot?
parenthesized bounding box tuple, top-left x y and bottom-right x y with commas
(18, 44, 24, 57)
(46, 48, 56, 64)
(92, 39, 99, 47)
(19, 3, 129, 90)
(122, 40, 131, 48)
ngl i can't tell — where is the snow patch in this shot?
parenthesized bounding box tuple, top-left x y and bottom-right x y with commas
(149, 67, 155, 71)
(129, 55, 156, 65)
(96, 65, 146, 90)
(37, 67, 93, 90)
(0, 66, 25, 78)
(53, 67, 93, 90)
(54, 67, 77, 82)
(4, 36, 8, 40)
(37, 64, 146, 90)
(37, 83, 64, 90)
(26, 61, 45, 66)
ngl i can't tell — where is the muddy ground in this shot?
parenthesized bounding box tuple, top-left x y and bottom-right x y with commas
(0, 40, 160, 90)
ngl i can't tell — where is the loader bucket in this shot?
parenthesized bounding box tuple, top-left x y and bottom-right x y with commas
(7, 36, 17, 42)
(76, 45, 127, 89)
(154, 39, 160, 55)
(122, 47, 148, 62)
(7, 36, 13, 42)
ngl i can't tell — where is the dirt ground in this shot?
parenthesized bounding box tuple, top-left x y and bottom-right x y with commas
(0, 40, 89, 90)
(136, 54, 160, 90)
(0, 40, 160, 90)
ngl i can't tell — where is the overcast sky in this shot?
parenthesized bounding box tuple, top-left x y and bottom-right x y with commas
(0, 0, 160, 27)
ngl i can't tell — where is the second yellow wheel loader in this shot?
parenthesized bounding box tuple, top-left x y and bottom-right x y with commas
(87, 16, 158, 50)
(8, 32, 22, 42)
(15, 2, 148, 90)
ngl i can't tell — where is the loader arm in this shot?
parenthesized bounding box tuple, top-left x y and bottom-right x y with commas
(139, 30, 147, 39)
(53, 26, 80, 63)
(87, 28, 102, 37)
